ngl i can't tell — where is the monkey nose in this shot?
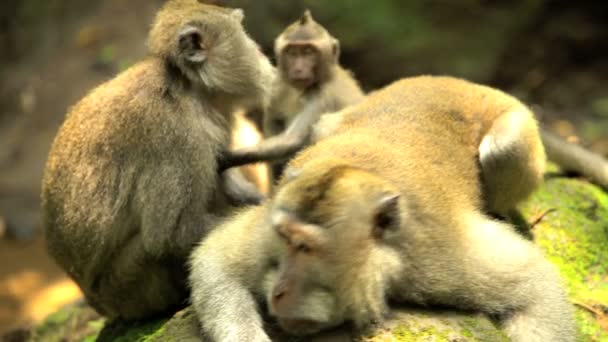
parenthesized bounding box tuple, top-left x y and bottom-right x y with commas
(273, 283, 287, 300)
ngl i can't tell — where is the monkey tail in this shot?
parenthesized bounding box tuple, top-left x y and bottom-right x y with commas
(541, 128, 608, 189)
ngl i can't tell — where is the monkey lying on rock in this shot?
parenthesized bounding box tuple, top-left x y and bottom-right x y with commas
(41, 0, 305, 320)
(190, 76, 575, 342)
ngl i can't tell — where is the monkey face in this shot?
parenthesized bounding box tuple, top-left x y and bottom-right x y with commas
(265, 209, 345, 335)
(267, 163, 404, 333)
(282, 44, 319, 90)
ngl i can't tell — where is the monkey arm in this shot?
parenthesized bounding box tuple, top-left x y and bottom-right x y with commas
(189, 257, 270, 341)
(189, 207, 273, 341)
(219, 132, 308, 170)
(220, 103, 322, 170)
(541, 128, 608, 189)
(222, 168, 265, 206)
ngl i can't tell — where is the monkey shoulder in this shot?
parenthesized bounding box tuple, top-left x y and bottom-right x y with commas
(323, 67, 365, 108)
(192, 206, 278, 282)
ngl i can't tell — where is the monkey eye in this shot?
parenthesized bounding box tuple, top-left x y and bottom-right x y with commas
(302, 46, 314, 55)
(295, 242, 312, 254)
(375, 212, 393, 230)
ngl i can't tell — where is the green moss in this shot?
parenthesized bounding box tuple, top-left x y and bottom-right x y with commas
(32, 304, 104, 342)
(460, 326, 474, 338)
(460, 316, 509, 342)
(97, 318, 167, 342)
(385, 313, 509, 342)
(392, 324, 450, 342)
(82, 335, 98, 342)
(88, 318, 105, 330)
(32, 305, 78, 339)
(520, 176, 608, 341)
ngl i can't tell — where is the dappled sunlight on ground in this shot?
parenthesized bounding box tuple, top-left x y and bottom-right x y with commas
(0, 237, 82, 335)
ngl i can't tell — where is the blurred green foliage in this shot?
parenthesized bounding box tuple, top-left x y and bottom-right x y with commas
(229, 0, 545, 88)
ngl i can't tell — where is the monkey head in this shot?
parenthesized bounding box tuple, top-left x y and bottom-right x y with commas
(265, 159, 403, 335)
(275, 10, 340, 91)
(148, 0, 276, 109)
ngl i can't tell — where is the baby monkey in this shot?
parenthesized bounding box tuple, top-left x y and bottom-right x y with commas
(225, 10, 365, 179)
(190, 76, 574, 342)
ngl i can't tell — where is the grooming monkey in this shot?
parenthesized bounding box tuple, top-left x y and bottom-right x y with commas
(189, 76, 574, 342)
(225, 10, 365, 178)
(40, 0, 303, 320)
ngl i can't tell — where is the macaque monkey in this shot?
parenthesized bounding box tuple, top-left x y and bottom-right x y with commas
(268, 9, 365, 135)
(224, 10, 365, 179)
(40, 0, 299, 320)
(189, 76, 574, 342)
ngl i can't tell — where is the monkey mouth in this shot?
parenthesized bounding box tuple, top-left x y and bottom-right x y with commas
(277, 317, 323, 335)
(290, 77, 315, 90)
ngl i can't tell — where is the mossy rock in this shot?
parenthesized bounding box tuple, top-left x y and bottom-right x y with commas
(28, 174, 608, 341)
(518, 172, 608, 342)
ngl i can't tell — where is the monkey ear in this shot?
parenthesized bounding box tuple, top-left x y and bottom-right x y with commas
(331, 38, 340, 61)
(178, 25, 206, 64)
(230, 9, 244, 23)
(372, 194, 400, 239)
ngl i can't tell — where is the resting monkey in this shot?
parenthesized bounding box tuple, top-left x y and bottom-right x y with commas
(40, 0, 298, 320)
(224, 10, 365, 179)
(189, 76, 575, 341)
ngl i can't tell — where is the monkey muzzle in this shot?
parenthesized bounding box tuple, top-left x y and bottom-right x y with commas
(276, 317, 324, 335)
(289, 76, 315, 90)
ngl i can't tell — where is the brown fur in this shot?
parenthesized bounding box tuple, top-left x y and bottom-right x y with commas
(264, 10, 365, 179)
(189, 76, 573, 341)
(41, 0, 275, 320)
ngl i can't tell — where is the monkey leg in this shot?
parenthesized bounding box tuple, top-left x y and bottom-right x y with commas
(86, 237, 188, 319)
(478, 108, 546, 214)
(452, 215, 574, 342)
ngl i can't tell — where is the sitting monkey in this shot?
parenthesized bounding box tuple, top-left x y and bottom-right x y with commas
(42, 0, 284, 320)
(223, 10, 365, 180)
(189, 76, 574, 342)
